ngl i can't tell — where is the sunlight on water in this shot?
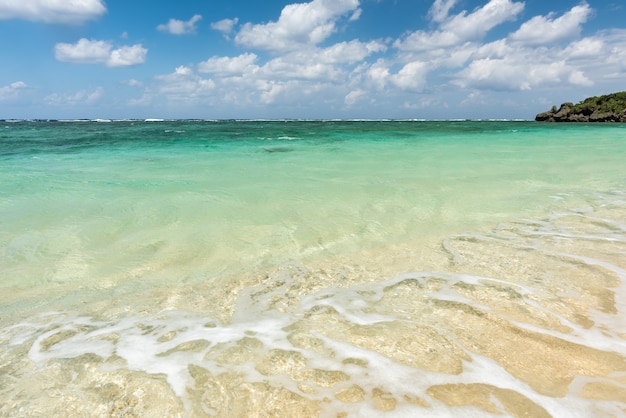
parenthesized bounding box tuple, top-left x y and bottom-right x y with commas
(1, 121, 625, 416)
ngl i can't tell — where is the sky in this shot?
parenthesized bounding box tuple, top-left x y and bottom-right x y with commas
(0, 0, 625, 119)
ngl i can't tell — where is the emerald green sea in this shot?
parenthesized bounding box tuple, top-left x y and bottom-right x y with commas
(1, 120, 625, 416)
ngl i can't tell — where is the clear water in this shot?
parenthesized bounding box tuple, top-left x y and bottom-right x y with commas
(1, 120, 625, 417)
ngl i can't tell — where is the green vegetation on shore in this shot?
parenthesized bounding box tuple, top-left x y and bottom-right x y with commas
(536, 91, 626, 122)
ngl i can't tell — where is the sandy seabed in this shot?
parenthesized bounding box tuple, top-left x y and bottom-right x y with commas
(2, 194, 626, 417)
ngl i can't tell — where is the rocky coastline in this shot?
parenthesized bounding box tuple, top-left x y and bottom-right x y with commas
(535, 92, 626, 122)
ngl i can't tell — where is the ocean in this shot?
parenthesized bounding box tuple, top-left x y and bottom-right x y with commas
(1, 120, 625, 417)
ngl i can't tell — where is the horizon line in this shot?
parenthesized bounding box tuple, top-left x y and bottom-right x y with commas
(2, 118, 533, 123)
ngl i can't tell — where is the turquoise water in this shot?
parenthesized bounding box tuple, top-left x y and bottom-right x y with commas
(1, 120, 626, 416)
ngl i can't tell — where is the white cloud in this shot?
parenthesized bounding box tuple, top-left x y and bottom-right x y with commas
(124, 1, 626, 117)
(155, 66, 216, 104)
(366, 59, 391, 89)
(258, 81, 288, 104)
(600, 29, 626, 75)
(246, 40, 385, 83)
(453, 57, 538, 90)
(198, 53, 259, 75)
(568, 70, 593, 86)
(108, 45, 148, 67)
(55, 38, 147, 67)
(55, 38, 110, 63)
(429, 0, 458, 23)
(157, 14, 202, 35)
(452, 56, 593, 91)
(388, 1, 620, 97)
(235, 0, 360, 51)
(0, 81, 28, 101)
(552, 29, 626, 82)
(318, 40, 387, 64)
(449, 24, 626, 93)
(562, 37, 605, 59)
(395, 0, 524, 51)
(194, 39, 385, 94)
(0, 0, 105, 24)
(345, 89, 366, 106)
(44, 87, 104, 106)
(473, 39, 511, 59)
(260, 56, 341, 81)
(144, 36, 385, 113)
(125, 79, 143, 87)
(211, 18, 239, 34)
(442, 0, 524, 39)
(390, 61, 429, 91)
(144, 1, 389, 112)
(509, 3, 592, 45)
(349, 8, 362, 22)
(153, 62, 343, 112)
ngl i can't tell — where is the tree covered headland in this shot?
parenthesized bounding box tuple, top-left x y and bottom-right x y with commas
(536, 91, 626, 122)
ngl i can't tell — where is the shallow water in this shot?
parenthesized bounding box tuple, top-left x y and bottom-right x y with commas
(1, 120, 625, 416)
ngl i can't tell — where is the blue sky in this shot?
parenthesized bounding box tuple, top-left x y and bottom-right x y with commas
(0, 0, 625, 119)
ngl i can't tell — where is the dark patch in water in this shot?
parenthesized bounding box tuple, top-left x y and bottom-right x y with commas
(264, 146, 294, 153)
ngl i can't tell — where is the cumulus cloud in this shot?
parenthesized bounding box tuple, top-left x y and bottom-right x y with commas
(234, 0, 360, 51)
(125, 79, 143, 87)
(364, 59, 391, 90)
(198, 41, 386, 86)
(443, 0, 523, 39)
(345, 89, 366, 106)
(386, 1, 611, 96)
(259, 40, 385, 82)
(142, 1, 626, 116)
(0, 0, 106, 24)
(155, 66, 216, 103)
(153, 40, 384, 111)
(390, 61, 430, 91)
(429, 0, 458, 23)
(599, 29, 626, 76)
(562, 37, 605, 59)
(198, 53, 259, 75)
(247, 40, 385, 83)
(55, 38, 147, 67)
(349, 8, 362, 21)
(260, 56, 342, 81)
(157, 14, 202, 35)
(452, 55, 594, 91)
(568, 70, 593, 86)
(211, 18, 239, 35)
(44, 87, 104, 106)
(509, 3, 592, 45)
(187, 39, 385, 111)
(0, 81, 28, 101)
(318, 40, 387, 64)
(108, 45, 148, 67)
(395, 0, 524, 51)
(55, 38, 111, 63)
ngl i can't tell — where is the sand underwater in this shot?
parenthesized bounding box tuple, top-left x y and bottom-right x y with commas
(1, 120, 625, 417)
